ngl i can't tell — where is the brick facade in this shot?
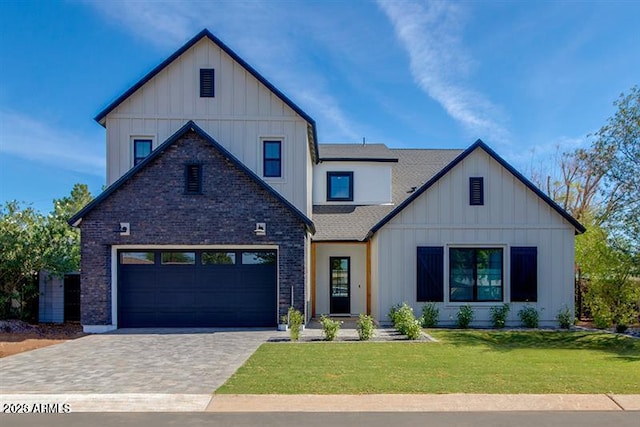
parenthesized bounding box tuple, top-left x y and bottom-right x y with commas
(79, 130, 308, 326)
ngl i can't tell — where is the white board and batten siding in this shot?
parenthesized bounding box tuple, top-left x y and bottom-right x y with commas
(312, 162, 392, 205)
(372, 148, 576, 327)
(104, 38, 312, 215)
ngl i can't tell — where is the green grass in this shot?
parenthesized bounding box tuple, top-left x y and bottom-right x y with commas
(217, 330, 640, 394)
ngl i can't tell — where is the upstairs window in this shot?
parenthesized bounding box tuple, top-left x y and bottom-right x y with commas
(469, 177, 484, 205)
(133, 139, 152, 166)
(200, 68, 215, 97)
(263, 140, 282, 177)
(327, 171, 354, 201)
(185, 163, 202, 195)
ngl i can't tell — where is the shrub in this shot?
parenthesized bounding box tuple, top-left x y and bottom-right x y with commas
(420, 303, 439, 328)
(489, 304, 510, 328)
(456, 304, 474, 328)
(388, 303, 401, 326)
(556, 305, 573, 329)
(356, 314, 375, 341)
(392, 303, 417, 335)
(319, 315, 341, 341)
(288, 307, 304, 341)
(405, 318, 423, 340)
(518, 305, 540, 328)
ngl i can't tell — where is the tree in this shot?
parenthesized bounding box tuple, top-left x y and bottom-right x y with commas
(576, 219, 640, 330)
(0, 184, 92, 320)
(592, 85, 640, 246)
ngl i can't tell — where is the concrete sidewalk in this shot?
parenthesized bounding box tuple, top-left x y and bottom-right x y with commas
(1, 393, 639, 412)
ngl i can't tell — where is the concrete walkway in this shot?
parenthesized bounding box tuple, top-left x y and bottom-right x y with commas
(1, 393, 639, 412)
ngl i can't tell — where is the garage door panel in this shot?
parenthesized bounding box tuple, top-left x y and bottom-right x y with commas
(118, 249, 277, 327)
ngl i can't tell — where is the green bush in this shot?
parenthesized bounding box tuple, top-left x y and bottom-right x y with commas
(456, 304, 474, 329)
(356, 314, 375, 341)
(615, 323, 629, 333)
(518, 305, 540, 328)
(405, 319, 422, 340)
(489, 304, 510, 328)
(288, 307, 304, 341)
(556, 305, 573, 329)
(420, 303, 439, 328)
(319, 315, 341, 341)
(392, 303, 417, 335)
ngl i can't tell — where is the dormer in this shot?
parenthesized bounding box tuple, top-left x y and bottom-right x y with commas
(313, 144, 397, 205)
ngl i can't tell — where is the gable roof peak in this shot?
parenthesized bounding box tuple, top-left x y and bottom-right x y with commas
(93, 28, 319, 162)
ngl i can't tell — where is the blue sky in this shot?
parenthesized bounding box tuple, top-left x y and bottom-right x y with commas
(1, 0, 638, 213)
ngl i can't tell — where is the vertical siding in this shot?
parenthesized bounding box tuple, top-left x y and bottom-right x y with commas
(375, 149, 577, 326)
(104, 38, 311, 215)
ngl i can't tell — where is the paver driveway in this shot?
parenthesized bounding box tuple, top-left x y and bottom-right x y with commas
(0, 329, 273, 394)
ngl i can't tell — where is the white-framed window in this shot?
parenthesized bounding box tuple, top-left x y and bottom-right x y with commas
(260, 137, 285, 179)
(131, 137, 154, 167)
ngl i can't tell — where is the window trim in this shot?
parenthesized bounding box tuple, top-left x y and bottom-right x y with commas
(448, 246, 504, 303)
(184, 163, 203, 195)
(263, 140, 282, 178)
(200, 68, 215, 98)
(326, 171, 354, 202)
(132, 137, 153, 167)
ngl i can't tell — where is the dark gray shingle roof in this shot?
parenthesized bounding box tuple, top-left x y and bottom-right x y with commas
(312, 146, 462, 241)
(318, 143, 398, 161)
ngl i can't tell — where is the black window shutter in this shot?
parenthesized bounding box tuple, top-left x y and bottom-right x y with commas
(200, 68, 215, 97)
(469, 177, 484, 205)
(185, 164, 202, 194)
(417, 247, 444, 302)
(510, 247, 537, 302)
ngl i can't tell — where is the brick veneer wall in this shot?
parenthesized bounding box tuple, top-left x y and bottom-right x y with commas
(79, 130, 308, 326)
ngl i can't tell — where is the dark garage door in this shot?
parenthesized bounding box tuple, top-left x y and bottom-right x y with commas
(118, 249, 277, 327)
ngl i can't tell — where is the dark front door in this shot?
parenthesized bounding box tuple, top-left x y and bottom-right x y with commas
(330, 257, 350, 314)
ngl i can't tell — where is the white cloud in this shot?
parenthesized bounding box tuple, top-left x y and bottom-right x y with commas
(377, 0, 509, 143)
(0, 110, 104, 176)
(84, 0, 361, 142)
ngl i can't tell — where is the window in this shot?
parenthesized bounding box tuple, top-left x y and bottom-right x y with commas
(469, 177, 484, 205)
(161, 252, 195, 265)
(200, 68, 215, 97)
(242, 251, 276, 265)
(202, 252, 236, 265)
(133, 139, 152, 166)
(185, 163, 202, 194)
(510, 247, 537, 302)
(263, 140, 282, 177)
(450, 248, 503, 302)
(120, 252, 155, 265)
(327, 171, 353, 201)
(417, 247, 444, 302)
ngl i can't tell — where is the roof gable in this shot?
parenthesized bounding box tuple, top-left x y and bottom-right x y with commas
(94, 29, 319, 162)
(367, 139, 586, 237)
(69, 120, 315, 233)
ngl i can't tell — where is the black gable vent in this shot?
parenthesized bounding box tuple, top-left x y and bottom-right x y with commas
(185, 164, 202, 194)
(469, 177, 484, 205)
(200, 68, 215, 97)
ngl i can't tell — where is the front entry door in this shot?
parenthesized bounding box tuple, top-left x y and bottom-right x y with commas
(330, 257, 350, 314)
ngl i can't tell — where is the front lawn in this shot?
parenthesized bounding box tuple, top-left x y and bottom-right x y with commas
(217, 330, 640, 394)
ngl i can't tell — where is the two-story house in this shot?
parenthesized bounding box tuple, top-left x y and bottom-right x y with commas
(70, 30, 584, 332)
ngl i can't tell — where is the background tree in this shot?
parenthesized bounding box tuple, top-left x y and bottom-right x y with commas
(531, 86, 639, 327)
(592, 85, 640, 246)
(0, 183, 92, 320)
